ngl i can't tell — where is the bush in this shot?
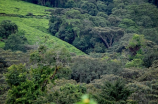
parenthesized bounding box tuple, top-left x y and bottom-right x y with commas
(0, 20, 18, 38)
(143, 51, 158, 68)
(125, 59, 143, 68)
(4, 33, 28, 52)
(26, 12, 33, 16)
(47, 83, 87, 104)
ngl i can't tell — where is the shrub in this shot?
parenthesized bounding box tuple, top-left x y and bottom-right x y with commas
(0, 20, 18, 38)
(47, 83, 87, 104)
(26, 12, 33, 16)
(4, 33, 28, 52)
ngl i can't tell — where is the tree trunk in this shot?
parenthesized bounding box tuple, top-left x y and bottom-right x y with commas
(98, 34, 110, 48)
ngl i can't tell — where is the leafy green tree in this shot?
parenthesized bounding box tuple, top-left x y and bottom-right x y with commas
(142, 28, 158, 44)
(118, 19, 138, 33)
(89, 16, 108, 27)
(127, 34, 145, 56)
(97, 1, 107, 13)
(65, 0, 76, 8)
(73, 37, 89, 51)
(80, 2, 98, 16)
(57, 24, 75, 43)
(5, 64, 34, 104)
(4, 33, 28, 52)
(49, 15, 62, 35)
(100, 0, 114, 15)
(143, 51, 158, 68)
(91, 27, 124, 48)
(0, 20, 18, 38)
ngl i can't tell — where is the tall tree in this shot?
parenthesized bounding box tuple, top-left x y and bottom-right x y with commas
(91, 27, 124, 48)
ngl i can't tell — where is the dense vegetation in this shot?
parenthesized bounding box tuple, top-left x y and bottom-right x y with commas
(46, 0, 158, 53)
(0, 0, 158, 104)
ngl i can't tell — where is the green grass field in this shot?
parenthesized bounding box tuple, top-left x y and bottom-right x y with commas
(0, 0, 85, 55)
(0, 0, 51, 15)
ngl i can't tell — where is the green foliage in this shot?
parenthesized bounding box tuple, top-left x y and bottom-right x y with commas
(91, 27, 124, 48)
(0, 20, 18, 38)
(71, 56, 106, 83)
(133, 4, 158, 27)
(118, 19, 138, 33)
(80, 2, 98, 16)
(0, 0, 51, 15)
(125, 58, 143, 68)
(143, 51, 158, 68)
(98, 80, 132, 104)
(0, 16, 85, 55)
(76, 94, 97, 104)
(97, 1, 107, 13)
(65, 9, 82, 19)
(6, 79, 43, 104)
(30, 45, 71, 67)
(97, 12, 108, 19)
(5, 64, 27, 87)
(126, 34, 145, 57)
(5, 64, 42, 104)
(5, 64, 48, 104)
(4, 32, 28, 52)
(128, 34, 145, 48)
(57, 24, 75, 43)
(48, 83, 87, 104)
(0, 41, 5, 48)
(5, 45, 72, 104)
(0, 0, 85, 55)
(142, 28, 158, 44)
(1, 0, 158, 104)
(89, 16, 108, 27)
(65, 0, 77, 8)
(71, 56, 123, 83)
(0, 57, 7, 68)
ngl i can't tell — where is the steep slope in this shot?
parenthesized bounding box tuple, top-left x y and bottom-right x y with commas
(0, 0, 85, 55)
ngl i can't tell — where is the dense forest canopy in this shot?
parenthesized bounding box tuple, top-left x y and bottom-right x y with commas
(46, 0, 158, 53)
(22, 0, 158, 7)
(0, 0, 158, 104)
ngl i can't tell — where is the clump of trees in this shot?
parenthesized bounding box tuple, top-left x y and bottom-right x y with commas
(71, 56, 123, 83)
(48, 8, 124, 53)
(0, 20, 28, 52)
(2, 0, 158, 103)
(5, 45, 71, 103)
(47, 0, 158, 54)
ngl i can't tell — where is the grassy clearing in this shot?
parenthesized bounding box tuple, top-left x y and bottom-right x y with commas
(0, 17, 85, 55)
(0, 42, 5, 48)
(0, 0, 52, 16)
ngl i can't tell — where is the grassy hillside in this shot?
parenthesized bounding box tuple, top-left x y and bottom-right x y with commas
(0, 0, 50, 15)
(0, 0, 85, 55)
